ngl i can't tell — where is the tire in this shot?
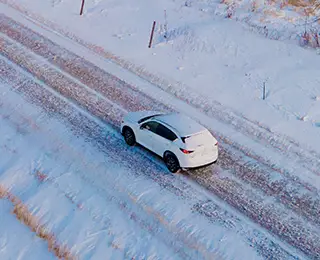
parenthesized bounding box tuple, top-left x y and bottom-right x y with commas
(164, 152, 180, 173)
(123, 127, 136, 146)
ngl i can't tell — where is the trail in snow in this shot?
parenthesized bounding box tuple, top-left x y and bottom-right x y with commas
(1, 32, 318, 258)
(1, 55, 304, 259)
(0, 18, 319, 229)
(2, 0, 319, 182)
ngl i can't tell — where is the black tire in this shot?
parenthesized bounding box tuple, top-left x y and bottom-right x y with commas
(164, 152, 180, 173)
(123, 127, 136, 146)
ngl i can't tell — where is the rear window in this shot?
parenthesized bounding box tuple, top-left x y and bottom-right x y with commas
(182, 130, 212, 146)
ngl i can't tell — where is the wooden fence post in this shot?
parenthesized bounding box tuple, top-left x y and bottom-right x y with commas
(80, 0, 85, 16)
(148, 21, 156, 48)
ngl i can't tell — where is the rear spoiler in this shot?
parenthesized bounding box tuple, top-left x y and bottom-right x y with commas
(181, 129, 209, 143)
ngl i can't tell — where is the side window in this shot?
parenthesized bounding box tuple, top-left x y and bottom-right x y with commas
(141, 121, 159, 134)
(156, 124, 177, 141)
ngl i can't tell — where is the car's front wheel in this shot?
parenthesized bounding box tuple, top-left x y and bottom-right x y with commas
(164, 152, 180, 173)
(123, 127, 136, 146)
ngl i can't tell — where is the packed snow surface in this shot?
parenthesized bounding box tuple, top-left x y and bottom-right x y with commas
(4, 0, 320, 154)
(0, 80, 266, 259)
(1, 0, 320, 258)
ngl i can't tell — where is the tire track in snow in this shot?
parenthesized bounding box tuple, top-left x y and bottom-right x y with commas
(1, 19, 320, 227)
(1, 31, 320, 258)
(1, 23, 320, 233)
(0, 5, 318, 183)
(0, 15, 319, 230)
(0, 60, 302, 259)
(0, 44, 316, 254)
(0, 73, 211, 260)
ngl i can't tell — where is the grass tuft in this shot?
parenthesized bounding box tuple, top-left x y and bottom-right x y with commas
(0, 185, 76, 259)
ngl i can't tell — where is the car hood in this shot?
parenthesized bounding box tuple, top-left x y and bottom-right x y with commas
(125, 110, 164, 123)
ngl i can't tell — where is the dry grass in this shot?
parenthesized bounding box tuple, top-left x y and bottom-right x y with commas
(288, 0, 318, 7)
(0, 185, 76, 259)
(0, 186, 7, 198)
(283, 0, 320, 17)
(263, 0, 319, 8)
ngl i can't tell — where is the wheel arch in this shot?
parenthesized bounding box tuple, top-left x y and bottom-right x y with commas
(163, 150, 178, 160)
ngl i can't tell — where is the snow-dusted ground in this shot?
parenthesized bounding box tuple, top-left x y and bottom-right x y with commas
(2, 0, 319, 155)
(214, 0, 320, 47)
(1, 0, 320, 259)
(0, 72, 293, 259)
(0, 23, 316, 258)
(0, 199, 55, 260)
(0, 29, 316, 260)
(2, 0, 319, 197)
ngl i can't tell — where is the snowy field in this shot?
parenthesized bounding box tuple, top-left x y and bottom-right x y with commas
(0, 21, 315, 259)
(1, 0, 320, 259)
(2, 0, 319, 155)
(0, 76, 282, 259)
(215, 0, 320, 46)
(0, 199, 55, 260)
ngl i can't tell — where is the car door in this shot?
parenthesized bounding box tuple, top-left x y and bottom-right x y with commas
(152, 123, 178, 156)
(137, 121, 159, 151)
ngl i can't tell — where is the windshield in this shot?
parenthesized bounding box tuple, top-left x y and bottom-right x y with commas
(138, 114, 161, 124)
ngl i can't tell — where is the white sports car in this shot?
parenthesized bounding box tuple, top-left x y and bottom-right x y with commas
(121, 111, 218, 173)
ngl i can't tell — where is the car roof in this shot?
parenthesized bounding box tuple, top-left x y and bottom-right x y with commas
(154, 113, 206, 137)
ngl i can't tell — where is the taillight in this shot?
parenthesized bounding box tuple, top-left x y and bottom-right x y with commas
(180, 148, 194, 154)
(214, 142, 218, 146)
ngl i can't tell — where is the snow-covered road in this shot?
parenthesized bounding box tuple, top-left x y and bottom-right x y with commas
(0, 12, 319, 259)
(1, 61, 287, 259)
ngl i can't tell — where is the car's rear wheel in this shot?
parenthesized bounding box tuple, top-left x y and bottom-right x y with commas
(123, 127, 136, 146)
(164, 152, 180, 173)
